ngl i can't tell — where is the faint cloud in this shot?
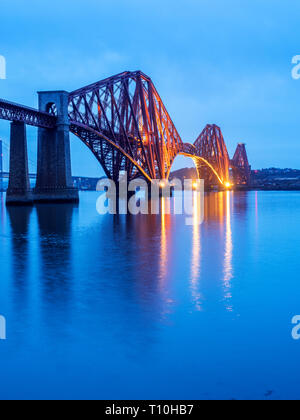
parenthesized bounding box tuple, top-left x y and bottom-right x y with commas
(103, 51, 125, 63)
(10, 48, 128, 91)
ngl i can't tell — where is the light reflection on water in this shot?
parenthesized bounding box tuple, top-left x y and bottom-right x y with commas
(224, 191, 233, 312)
(0, 191, 300, 399)
(190, 191, 202, 311)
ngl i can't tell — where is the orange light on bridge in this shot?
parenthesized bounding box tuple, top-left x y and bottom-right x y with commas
(225, 182, 232, 189)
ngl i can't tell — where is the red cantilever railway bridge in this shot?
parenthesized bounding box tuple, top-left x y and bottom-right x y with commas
(0, 71, 251, 203)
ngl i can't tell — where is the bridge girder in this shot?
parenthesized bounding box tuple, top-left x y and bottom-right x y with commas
(0, 99, 56, 129)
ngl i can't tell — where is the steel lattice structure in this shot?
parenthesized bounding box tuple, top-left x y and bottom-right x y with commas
(194, 124, 230, 185)
(0, 99, 56, 129)
(0, 71, 252, 188)
(68, 71, 182, 182)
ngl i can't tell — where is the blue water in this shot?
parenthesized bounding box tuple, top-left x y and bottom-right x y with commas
(0, 190, 299, 400)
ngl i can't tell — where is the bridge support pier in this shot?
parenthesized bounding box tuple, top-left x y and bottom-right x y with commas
(34, 91, 79, 203)
(6, 121, 33, 206)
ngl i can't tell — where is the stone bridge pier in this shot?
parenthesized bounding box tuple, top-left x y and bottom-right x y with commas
(6, 121, 33, 205)
(34, 91, 79, 203)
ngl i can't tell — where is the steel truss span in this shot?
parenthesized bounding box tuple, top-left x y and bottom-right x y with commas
(68, 71, 249, 186)
(193, 125, 230, 185)
(68, 71, 182, 183)
(0, 70, 251, 188)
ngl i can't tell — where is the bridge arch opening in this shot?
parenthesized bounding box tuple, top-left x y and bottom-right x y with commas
(69, 123, 155, 183)
(192, 156, 228, 188)
(168, 151, 229, 190)
(167, 154, 198, 183)
(45, 102, 58, 116)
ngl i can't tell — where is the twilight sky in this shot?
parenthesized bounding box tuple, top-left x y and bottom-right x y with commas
(0, 0, 299, 176)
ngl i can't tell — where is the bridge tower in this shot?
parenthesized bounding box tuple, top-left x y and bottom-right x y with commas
(231, 143, 251, 186)
(34, 91, 78, 203)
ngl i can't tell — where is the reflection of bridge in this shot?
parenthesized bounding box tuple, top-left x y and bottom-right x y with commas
(0, 71, 251, 204)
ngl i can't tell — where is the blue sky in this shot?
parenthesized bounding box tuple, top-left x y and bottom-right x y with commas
(0, 0, 300, 176)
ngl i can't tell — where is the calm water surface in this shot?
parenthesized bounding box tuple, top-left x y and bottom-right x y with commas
(0, 190, 300, 400)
